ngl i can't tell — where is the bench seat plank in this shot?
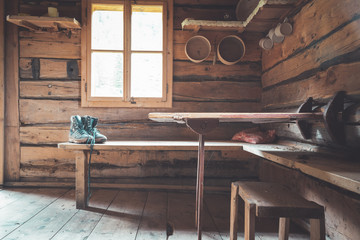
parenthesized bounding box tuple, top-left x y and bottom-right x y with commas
(242, 143, 360, 195)
(58, 141, 244, 151)
(237, 182, 324, 218)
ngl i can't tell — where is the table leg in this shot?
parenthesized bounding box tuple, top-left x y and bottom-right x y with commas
(195, 139, 199, 225)
(196, 134, 205, 240)
(195, 133, 203, 225)
(75, 150, 88, 209)
(185, 118, 219, 240)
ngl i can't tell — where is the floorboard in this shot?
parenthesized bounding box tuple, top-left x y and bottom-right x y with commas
(0, 188, 311, 240)
(0, 188, 69, 239)
(136, 191, 167, 240)
(86, 190, 147, 240)
(3, 189, 76, 240)
(205, 193, 251, 240)
(0, 188, 35, 209)
(51, 189, 119, 240)
(167, 192, 222, 240)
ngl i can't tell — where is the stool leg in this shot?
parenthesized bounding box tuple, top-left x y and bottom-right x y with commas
(230, 183, 239, 240)
(244, 202, 255, 240)
(279, 217, 290, 240)
(310, 218, 325, 240)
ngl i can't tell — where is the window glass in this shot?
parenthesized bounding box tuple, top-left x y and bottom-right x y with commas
(131, 53, 162, 97)
(92, 4, 124, 50)
(91, 52, 123, 97)
(131, 5, 163, 51)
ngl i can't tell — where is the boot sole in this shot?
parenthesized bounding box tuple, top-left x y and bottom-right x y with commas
(69, 138, 92, 144)
(95, 138, 107, 143)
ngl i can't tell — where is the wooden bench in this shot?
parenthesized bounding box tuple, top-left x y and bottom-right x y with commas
(241, 141, 360, 195)
(230, 181, 325, 240)
(58, 140, 245, 209)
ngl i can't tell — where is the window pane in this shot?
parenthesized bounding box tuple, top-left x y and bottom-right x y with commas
(92, 4, 123, 50)
(131, 5, 163, 51)
(91, 52, 123, 97)
(131, 53, 162, 97)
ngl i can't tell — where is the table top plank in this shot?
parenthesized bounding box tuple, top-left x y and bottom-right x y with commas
(148, 112, 323, 124)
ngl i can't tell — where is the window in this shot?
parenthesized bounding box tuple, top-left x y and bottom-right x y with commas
(81, 0, 173, 107)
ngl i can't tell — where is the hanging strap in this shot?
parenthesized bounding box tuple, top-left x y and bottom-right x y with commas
(86, 134, 95, 204)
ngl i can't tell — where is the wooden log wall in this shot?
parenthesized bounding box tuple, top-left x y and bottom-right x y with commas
(261, 0, 360, 148)
(259, 161, 360, 240)
(5, 0, 262, 185)
(260, 0, 360, 238)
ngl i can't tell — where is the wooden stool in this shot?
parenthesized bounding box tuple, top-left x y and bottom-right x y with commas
(230, 181, 325, 240)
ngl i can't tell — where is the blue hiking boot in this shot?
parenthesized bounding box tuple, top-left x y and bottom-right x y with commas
(69, 115, 94, 144)
(82, 115, 107, 143)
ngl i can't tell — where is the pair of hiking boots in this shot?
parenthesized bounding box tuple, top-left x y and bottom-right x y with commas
(69, 115, 107, 144)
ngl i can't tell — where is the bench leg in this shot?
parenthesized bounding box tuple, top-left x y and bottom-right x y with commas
(244, 202, 255, 240)
(310, 218, 325, 240)
(279, 217, 290, 240)
(75, 151, 88, 209)
(230, 182, 239, 240)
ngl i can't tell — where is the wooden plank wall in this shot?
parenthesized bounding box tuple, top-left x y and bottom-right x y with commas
(261, 0, 360, 148)
(9, 0, 262, 184)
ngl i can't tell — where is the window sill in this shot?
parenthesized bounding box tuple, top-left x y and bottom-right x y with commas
(81, 99, 172, 108)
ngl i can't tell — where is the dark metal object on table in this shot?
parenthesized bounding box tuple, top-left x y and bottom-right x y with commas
(296, 97, 314, 139)
(296, 92, 350, 144)
(323, 91, 346, 144)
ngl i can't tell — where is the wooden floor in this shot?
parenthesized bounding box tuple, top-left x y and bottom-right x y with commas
(0, 187, 310, 240)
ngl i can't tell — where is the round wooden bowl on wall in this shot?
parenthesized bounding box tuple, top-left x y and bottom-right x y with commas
(217, 35, 245, 65)
(185, 35, 211, 63)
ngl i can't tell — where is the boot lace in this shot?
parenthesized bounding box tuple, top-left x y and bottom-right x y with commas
(86, 129, 96, 204)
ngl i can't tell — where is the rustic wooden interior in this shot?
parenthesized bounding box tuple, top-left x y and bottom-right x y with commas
(1, 0, 359, 239)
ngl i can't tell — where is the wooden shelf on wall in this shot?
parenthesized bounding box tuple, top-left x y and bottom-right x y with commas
(181, 18, 245, 33)
(180, 0, 263, 32)
(6, 15, 81, 32)
(181, 0, 300, 33)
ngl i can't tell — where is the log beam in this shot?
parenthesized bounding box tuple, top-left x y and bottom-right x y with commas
(4, 0, 20, 181)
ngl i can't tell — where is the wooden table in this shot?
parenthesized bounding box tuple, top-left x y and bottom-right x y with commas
(148, 112, 323, 240)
